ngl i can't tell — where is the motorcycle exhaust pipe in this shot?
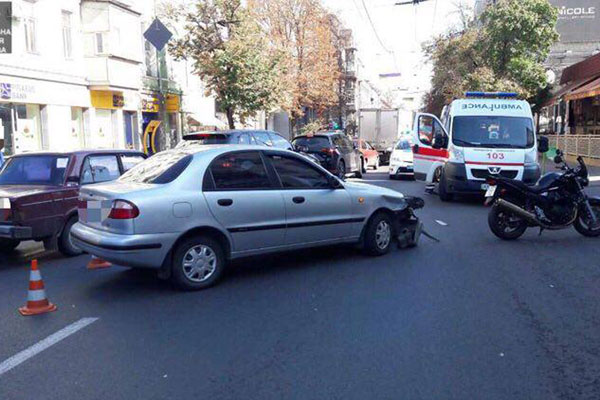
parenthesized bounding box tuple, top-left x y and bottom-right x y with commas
(495, 198, 539, 224)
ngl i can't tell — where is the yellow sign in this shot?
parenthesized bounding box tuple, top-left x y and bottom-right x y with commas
(143, 120, 162, 155)
(90, 90, 124, 110)
(166, 94, 180, 112)
(142, 94, 160, 113)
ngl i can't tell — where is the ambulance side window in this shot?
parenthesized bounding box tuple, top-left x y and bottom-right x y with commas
(418, 116, 434, 146)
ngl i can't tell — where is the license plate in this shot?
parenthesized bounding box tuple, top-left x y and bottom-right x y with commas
(485, 185, 497, 197)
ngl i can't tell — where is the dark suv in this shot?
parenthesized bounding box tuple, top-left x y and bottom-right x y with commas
(292, 132, 362, 178)
(0, 150, 146, 255)
(181, 130, 293, 150)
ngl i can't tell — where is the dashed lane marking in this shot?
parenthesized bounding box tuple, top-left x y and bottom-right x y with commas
(0, 317, 99, 377)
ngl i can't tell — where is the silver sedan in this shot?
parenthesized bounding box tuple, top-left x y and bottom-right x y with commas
(71, 145, 423, 290)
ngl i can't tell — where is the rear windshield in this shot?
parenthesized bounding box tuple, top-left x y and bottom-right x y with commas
(182, 133, 230, 144)
(119, 151, 192, 184)
(0, 155, 70, 186)
(292, 136, 330, 151)
(395, 139, 412, 150)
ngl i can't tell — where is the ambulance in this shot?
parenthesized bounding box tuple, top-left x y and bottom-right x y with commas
(411, 92, 541, 201)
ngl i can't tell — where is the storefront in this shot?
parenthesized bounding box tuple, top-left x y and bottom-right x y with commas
(90, 89, 140, 149)
(0, 76, 89, 155)
(565, 77, 600, 135)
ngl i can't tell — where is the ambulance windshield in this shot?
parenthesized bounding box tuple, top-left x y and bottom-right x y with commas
(452, 116, 534, 149)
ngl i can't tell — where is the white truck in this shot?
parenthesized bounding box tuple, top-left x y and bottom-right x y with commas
(359, 108, 410, 164)
(411, 92, 542, 201)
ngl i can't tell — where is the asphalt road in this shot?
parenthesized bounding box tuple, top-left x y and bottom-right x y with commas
(1, 171, 599, 400)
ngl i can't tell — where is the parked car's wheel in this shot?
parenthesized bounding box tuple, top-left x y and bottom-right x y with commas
(172, 235, 225, 290)
(337, 160, 346, 179)
(58, 216, 83, 257)
(361, 158, 367, 174)
(363, 213, 393, 256)
(372, 156, 380, 170)
(438, 169, 454, 202)
(0, 238, 20, 253)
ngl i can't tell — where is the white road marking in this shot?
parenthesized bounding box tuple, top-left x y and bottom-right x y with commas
(0, 317, 99, 377)
(435, 220, 448, 226)
(590, 176, 600, 182)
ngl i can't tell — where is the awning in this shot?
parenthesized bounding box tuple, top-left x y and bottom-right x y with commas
(186, 113, 227, 129)
(565, 76, 600, 101)
(540, 77, 599, 108)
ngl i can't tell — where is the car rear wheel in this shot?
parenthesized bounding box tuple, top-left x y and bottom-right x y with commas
(337, 161, 346, 179)
(363, 213, 393, 256)
(0, 239, 20, 253)
(172, 235, 225, 290)
(361, 158, 367, 174)
(58, 216, 83, 257)
(438, 169, 454, 202)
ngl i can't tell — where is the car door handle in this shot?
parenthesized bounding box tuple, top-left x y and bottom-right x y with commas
(217, 199, 233, 207)
(292, 196, 305, 204)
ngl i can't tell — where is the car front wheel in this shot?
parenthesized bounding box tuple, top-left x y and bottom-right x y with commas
(363, 213, 393, 256)
(172, 235, 225, 290)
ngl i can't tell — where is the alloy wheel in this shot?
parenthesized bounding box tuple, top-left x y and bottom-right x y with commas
(375, 220, 391, 250)
(182, 245, 218, 283)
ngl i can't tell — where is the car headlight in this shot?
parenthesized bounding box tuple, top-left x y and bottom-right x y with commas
(449, 146, 464, 163)
(525, 148, 538, 166)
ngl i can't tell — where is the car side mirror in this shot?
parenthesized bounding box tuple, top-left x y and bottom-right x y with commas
(328, 175, 343, 188)
(432, 132, 446, 149)
(537, 136, 549, 153)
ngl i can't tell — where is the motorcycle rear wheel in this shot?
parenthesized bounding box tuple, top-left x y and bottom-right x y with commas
(574, 204, 600, 237)
(488, 204, 528, 240)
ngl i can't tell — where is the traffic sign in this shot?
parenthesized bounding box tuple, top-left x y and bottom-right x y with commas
(143, 18, 172, 51)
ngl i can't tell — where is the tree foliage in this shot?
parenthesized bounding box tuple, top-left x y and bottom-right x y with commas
(250, 0, 341, 130)
(167, 0, 285, 129)
(424, 0, 559, 115)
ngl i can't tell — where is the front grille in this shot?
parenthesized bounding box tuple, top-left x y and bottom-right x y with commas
(471, 169, 518, 179)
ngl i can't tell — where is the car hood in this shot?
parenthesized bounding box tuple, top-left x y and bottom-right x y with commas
(0, 185, 60, 199)
(343, 180, 404, 199)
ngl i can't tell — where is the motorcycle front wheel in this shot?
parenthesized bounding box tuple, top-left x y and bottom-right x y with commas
(574, 204, 600, 237)
(488, 204, 528, 240)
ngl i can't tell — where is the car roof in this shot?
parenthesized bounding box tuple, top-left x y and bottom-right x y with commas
(8, 149, 144, 157)
(183, 129, 286, 137)
(170, 144, 294, 158)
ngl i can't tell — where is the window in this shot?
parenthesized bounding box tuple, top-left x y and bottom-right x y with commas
(268, 133, 291, 150)
(24, 17, 37, 53)
(80, 155, 120, 184)
(120, 151, 190, 184)
(95, 32, 105, 54)
(120, 155, 146, 172)
(144, 38, 158, 77)
(361, 141, 367, 150)
(417, 116, 436, 146)
(292, 136, 330, 152)
(452, 116, 535, 149)
(237, 133, 253, 145)
(252, 132, 273, 147)
(0, 156, 69, 186)
(269, 155, 330, 189)
(209, 151, 272, 190)
(62, 11, 72, 59)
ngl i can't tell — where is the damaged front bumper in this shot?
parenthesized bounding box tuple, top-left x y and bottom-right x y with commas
(394, 196, 425, 248)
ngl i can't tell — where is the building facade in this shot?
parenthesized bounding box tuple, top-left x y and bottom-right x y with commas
(0, 0, 217, 156)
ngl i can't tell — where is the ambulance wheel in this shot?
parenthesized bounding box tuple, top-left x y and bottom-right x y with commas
(438, 170, 454, 202)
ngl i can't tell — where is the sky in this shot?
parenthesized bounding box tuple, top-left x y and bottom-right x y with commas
(322, 0, 476, 99)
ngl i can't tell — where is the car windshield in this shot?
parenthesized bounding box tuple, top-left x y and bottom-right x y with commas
(395, 139, 412, 151)
(452, 116, 534, 148)
(0, 155, 70, 186)
(292, 136, 330, 152)
(119, 151, 192, 184)
(182, 133, 230, 144)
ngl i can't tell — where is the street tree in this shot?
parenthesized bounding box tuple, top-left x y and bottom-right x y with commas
(424, 0, 558, 115)
(250, 0, 341, 133)
(166, 0, 284, 129)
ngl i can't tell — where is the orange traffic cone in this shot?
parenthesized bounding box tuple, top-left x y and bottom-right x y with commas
(87, 256, 112, 270)
(19, 259, 57, 316)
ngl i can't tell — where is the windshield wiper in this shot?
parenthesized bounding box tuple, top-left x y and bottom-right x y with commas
(453, 138, 477, 147)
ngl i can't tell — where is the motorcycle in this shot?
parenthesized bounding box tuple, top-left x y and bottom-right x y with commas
(484, 149, 600, 240)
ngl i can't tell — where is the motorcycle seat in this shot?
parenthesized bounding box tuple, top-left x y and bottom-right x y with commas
(497, 177, 552, 194)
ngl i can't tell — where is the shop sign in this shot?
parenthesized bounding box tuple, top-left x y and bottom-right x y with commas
(166, 94, 180, 112)
(550, 0, 600, 42)
(0, 2, 11, 54)
(0, 82, 35, 100)
(91, 90, 124, 110)
(142, 94, 160, 113)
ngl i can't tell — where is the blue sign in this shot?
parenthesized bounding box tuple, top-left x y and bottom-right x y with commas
(143, 18, 172, 51)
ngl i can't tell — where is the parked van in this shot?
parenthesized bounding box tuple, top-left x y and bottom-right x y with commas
(411, 92, 541, 201)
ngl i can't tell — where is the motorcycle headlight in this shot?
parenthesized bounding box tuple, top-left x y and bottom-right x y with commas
(449, 146, 464, 163)
(525, 148, 538, 166)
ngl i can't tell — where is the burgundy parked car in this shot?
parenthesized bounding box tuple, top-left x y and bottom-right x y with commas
(0, 150, 146, 256)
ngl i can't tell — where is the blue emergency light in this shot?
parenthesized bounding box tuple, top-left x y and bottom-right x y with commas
(464, 92, 518, 98)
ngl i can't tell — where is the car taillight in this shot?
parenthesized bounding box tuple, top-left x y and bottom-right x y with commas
(321, 148, 337, 155)
(108, 200, 139, 220)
